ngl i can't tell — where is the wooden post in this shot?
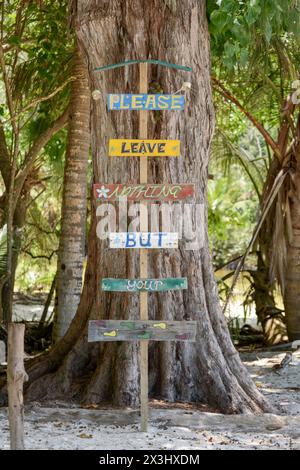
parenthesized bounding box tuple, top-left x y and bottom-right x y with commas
(139, 62, 149, 432)
(7, 323, 28, 450)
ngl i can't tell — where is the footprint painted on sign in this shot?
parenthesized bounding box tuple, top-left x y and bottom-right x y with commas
(103, 330, 117, 337)
(153, 322, 167, 330)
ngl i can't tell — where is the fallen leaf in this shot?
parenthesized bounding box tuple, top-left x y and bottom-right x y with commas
(265, 425, 283, 431)
(82, 404, 99, 409)
(78, 433, 93, 439)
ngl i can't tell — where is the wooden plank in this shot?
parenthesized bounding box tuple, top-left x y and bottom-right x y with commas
(109, 139, 180, 157)
(107, 94, 185, 110)
(109, 232, 178, 249)
(139, 62, 149, 433)
(93, 183, 195, 201)
(102, 278, 188, 292)
(94, 59, 192, 73)
(7, 323, 28, 450)
(88, 320, 197, 342)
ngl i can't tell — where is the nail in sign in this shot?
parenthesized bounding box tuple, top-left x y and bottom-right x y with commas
(109, 139, 180, 157)
(109, 232, 178, 249)
(107, 94, 185, 110)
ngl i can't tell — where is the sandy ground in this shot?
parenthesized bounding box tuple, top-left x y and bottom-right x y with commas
(0, 350, 300, 450)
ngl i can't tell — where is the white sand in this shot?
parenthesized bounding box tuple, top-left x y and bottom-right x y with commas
(0, 350, 300, 450)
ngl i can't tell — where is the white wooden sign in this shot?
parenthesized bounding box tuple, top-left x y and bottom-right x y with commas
(109, 232, 178, 249)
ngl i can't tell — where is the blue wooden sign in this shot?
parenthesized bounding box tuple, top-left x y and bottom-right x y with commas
(108, 94, 185, 110)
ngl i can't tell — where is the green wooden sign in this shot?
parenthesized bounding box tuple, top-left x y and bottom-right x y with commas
(88, 320, 196, 342)
(102, 278, 187, 292)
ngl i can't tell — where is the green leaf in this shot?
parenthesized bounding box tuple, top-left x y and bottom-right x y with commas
(7, 35, 21, 46)
(240, 48, 249, 66)
(265, 20, 272, 43)
(210, 10, 229, 31)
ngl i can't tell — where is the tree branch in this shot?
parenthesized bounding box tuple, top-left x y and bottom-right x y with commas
(23, 250, 57, 262)
(212, 76, 281, 159)
(3, 76, 76, 125)
(0, 42, 17, 135)
(14, 107, 69, 204)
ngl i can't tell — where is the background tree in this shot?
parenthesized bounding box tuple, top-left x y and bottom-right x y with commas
(53, 42, 90, 342)
(0, 0, 72, 323)
(208, 0, 300, 342)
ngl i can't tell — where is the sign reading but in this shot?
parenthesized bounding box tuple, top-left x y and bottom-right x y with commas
(109, 232, 178, 249)
(107, 94, 185, 110)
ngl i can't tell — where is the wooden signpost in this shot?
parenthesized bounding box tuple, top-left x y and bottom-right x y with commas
(109, 232, 178, 249)
(7, 323, 28, 450)
(93, 59, 194, 432)
(107, 94, 185, 110)
(94, 183, 194, 201)
(109, 139, 180, 157)
(102, 278, 188, 292)
(88, 320, 196, 342)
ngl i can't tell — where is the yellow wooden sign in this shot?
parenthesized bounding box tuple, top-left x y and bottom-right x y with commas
(108, 139, 180, 157)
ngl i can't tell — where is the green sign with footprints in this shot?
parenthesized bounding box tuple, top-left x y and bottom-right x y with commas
(88, 320, 196, 342)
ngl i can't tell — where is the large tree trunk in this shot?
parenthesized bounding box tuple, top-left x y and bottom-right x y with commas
(53, 43, 90, 341)
(19, 0, 273, 414)
(260, 114, 300, 342)
(284, 146, 300, 341)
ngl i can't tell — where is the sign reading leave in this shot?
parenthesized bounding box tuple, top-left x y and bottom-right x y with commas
(109, 139, 180, 157)
(93, 183, 194, 201)
(107, 94, 185, 110)
(88, 320, 196, 342)
(109, 232, 178, 249)
(102, 278, 188, 292)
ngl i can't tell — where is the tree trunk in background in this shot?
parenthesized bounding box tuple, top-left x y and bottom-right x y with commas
(1, 196, 28, 324)
(251, 251, 287, 345)
(53, 43, 90, 342)
(21, 0, 273, 414)
(284, 141, 300, 341)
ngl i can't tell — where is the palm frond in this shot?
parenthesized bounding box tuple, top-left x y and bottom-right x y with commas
(269, 189, 287, 292)
(212, 128, 265, 198)
(223, 168, 288, 313)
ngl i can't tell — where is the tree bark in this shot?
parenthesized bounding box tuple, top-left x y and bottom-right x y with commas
(53, 43, 90, 341)
(0, 111, 69, 324)
(284, 146, 300, 340)
(21, 0, 273, 414)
